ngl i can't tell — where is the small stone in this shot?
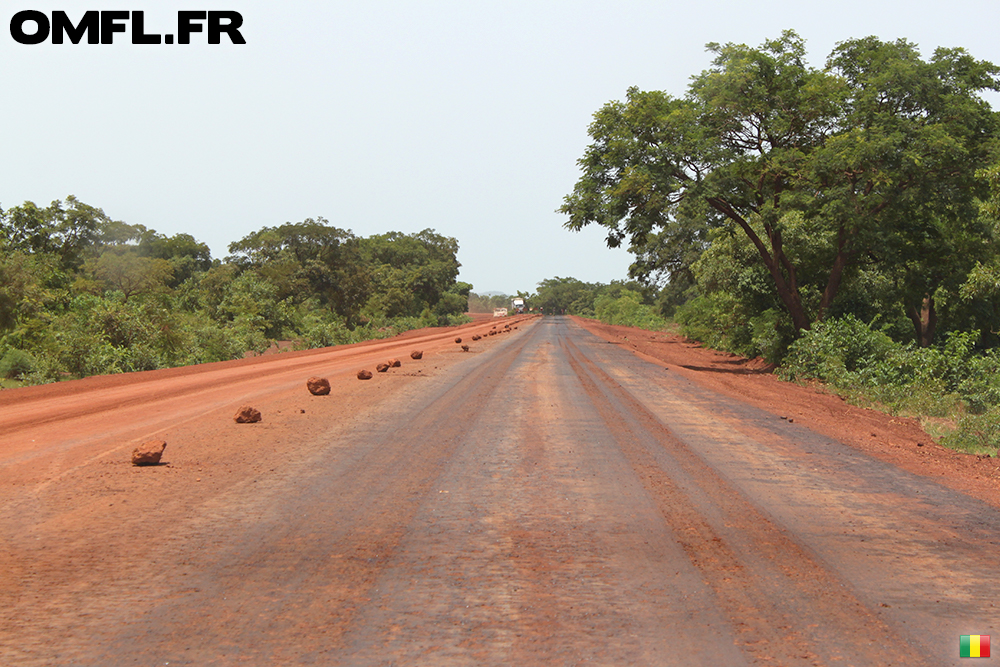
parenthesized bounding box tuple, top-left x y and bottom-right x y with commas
(461, 344, 470, 352)
(357, 369, 373, 380)
(306, 376, 331, 395)
(376, 362, 390, 373)
(454, 337, 462, 344)
(234, 406, 262, 423)
(388, 358, 401, 368)
(410, 350, 423, 360)
(132, 440, 166, 466)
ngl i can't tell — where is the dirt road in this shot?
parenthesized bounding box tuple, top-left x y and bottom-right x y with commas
(2, 316, 997, 665)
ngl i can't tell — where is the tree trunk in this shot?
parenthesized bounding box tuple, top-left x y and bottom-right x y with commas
(765, 260, 812, 333)
(706, 198, 812, 333)
(907, 295, 937, 348)
(817, 228, 852, 321)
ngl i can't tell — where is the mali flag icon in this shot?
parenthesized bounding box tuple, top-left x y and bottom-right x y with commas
(961, 635, 991, 657)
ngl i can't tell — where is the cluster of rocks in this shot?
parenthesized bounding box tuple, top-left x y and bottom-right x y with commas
(359, 350, 422, 380)
(134, 346, 433, 466)
(486, 322, 515, 337)
(454, 320, 525, 352)
(376, 358, 403, 373)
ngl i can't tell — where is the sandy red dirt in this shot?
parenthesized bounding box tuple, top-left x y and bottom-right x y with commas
(572, 316, 1000, 510)
(2, 313, 999, 665)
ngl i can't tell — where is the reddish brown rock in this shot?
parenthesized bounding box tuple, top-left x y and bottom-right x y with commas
(410, 350, 423, 360)
(132, 440, 166, 466)
(376, 362, 390, 373)
(306, 376, 331, 395)
(357, 369, 373, 380)
(454, 337, 462, 344)
(388, 358, 401, 368)
(234, 406, 262, 423)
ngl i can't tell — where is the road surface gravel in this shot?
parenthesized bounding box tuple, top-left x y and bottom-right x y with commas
(1, 315, 997, 666)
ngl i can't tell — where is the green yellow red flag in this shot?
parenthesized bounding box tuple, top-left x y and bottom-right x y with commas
(960, 635, 990, 658)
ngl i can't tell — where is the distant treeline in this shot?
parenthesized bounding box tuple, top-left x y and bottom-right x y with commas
(0, 196, 471, 385)
(466, 292, 512, 313)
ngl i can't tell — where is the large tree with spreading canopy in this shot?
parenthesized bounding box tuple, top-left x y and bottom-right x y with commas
(561, 31, 1000, 342)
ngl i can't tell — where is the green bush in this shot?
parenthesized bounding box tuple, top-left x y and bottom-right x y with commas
(675, 295, 794, 362)
(941, 408, 1000, 455)
(297, 315, 364, 349)
(779, 315, 906, 385)
(780, 316, 1000, 453)
(749, 309, 796, 365)
(0, 348, 35, 379)
(594, 290, 668, 330)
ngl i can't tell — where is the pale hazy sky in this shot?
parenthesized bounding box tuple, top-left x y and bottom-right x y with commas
(3, 1, 998, 294)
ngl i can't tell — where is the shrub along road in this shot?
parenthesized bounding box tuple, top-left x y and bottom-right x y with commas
(1, 315, 997, 665)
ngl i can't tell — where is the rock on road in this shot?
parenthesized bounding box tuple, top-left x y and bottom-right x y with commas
(1, 316, 998, 666)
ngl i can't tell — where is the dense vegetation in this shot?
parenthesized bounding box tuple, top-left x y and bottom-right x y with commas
(527, 277, 666, 328)
(561, 32, 1000, 451)
(0, 197, 471, 385)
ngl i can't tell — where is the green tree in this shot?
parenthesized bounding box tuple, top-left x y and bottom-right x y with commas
(228, 218, 370, 324)
(88, 249, 174, 302)
(360, 229, 463, 319)
(982, 163, 1000, 219)
(137, 232, 213, 286)
(0, 251, 62, 338)
(534, 277, 596, 314)
(561, 31, 1000, 339)
(1, 196, 112, 270)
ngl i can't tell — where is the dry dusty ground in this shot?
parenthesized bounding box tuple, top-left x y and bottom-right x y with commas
(1, 314, 997, 666)
(571, 316, 1000, 510)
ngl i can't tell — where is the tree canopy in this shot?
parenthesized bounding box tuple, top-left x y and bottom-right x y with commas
(0, 197, 472, 383)
(561, 31, 1000, 342)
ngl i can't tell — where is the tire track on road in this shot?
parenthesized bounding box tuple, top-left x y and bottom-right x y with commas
(561, 332, 931, 667)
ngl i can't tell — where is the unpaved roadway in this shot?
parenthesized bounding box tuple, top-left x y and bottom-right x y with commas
(1, 316, 998, 666)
